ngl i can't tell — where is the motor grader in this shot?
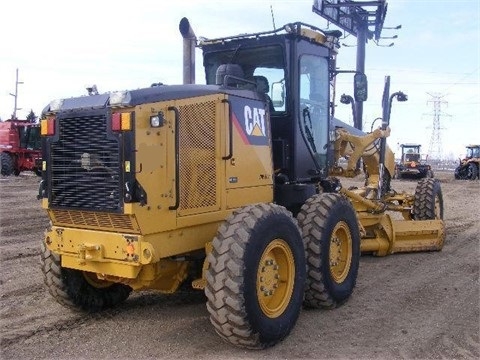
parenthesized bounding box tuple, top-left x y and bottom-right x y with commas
(39, 17, 445, 349)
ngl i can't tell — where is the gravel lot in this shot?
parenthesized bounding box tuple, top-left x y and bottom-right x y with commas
(1, 171, 479, 359)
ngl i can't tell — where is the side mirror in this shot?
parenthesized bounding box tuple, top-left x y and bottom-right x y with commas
(354, 73, 368, 102)
(271, 81, 285, 107)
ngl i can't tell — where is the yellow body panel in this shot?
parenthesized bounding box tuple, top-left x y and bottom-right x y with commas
(44, 93, 274, 290)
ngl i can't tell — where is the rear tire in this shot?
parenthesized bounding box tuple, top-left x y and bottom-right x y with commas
(0, 152, 14, 176)
(41, 241, 132, 312)
(413, 178, 443, 220)
(297, 193, 360, 309)
(205, 203, 305, 349)
(467, 163, 478, 180)
(395, 168, 401, 180)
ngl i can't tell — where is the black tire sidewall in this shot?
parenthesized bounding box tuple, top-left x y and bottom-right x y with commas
(468, 163, 478, 180)
(63, 268, 131, 312)
(414, 179, 444, 220)
(242, 211, 306, 344)
(1, 152, 14, 176)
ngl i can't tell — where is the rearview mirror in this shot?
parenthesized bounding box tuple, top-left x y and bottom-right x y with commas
(271, 81, 285, 107)
(354, 73, 368, 102)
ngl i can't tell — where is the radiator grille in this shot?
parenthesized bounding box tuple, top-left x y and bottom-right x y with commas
(178, 101, 217, 211)
(50, 113, 121, 211)
(50, 209, 140, 233)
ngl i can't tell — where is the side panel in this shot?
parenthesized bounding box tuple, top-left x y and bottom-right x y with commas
(225, 95, 273, 208)
(132, 94, 226, 235)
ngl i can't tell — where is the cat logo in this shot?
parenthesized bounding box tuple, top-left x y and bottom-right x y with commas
(244, 106, 266, 137)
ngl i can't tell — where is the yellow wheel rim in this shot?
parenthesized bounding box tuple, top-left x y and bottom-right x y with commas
(256, 239, 295, 318)
(329, 221, 352, 284)
(82, 272, 113, 289)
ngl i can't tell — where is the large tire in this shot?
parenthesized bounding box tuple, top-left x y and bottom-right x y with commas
(394, 167, 402, 180)
(297, 193, 360, 309)
(0, 152, 14, 176)
(41, 241, 132, 312)
(412, 178, 443, 220)
(205, 203, 306, 349)
(467, 163, 479, 180)
(454, 166, 461, 179)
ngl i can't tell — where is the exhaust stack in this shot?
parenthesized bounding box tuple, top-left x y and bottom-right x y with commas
(179, 17, 196, 85)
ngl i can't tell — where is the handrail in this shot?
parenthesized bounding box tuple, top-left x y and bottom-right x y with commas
(222, 99, 233, 160)
(168, 106, 180, 210)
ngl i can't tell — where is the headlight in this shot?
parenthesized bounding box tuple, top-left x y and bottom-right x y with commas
(48, 99, 64, 112)
(109, 91, 131, 106)
(150, 112, 165, 127)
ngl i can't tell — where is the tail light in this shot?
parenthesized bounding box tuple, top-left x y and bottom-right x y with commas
(41, 118, 55, 136)
(112, 112, 132, 131)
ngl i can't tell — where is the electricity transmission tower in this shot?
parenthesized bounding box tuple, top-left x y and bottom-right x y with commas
(426, 93, 450, 160)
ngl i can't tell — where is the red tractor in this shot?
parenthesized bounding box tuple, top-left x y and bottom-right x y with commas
(0, 119, 42, 176)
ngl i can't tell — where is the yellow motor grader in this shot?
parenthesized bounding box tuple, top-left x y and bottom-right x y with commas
(39, 17, 445, 349)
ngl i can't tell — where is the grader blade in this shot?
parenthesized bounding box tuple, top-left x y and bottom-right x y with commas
(389, 219, 445, 254)
(359, 218, 445, 256)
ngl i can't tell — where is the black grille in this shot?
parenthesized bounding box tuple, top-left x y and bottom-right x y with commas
(50, 112, 121, 211)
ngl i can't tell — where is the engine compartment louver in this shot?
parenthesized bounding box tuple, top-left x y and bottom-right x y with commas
(49, 112, 121, 211)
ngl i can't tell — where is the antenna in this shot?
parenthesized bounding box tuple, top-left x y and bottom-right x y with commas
(270, 4, 276, 30)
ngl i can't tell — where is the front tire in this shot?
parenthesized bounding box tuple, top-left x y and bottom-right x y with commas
(0, 152, 14, 176)
(41, 241, 132, 312)
(395, 167, 402, 180)
(297, 193, 360, 309)
(413, 178, 443, 220)
(205, 203, 306, 349)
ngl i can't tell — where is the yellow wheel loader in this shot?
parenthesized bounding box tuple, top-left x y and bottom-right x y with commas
(39, 17, 445, 349)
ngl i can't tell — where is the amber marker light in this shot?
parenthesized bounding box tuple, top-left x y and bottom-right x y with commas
(126, 243, 135, 256)
(112, 112, 132, 131)
(41, 118, 55, 136)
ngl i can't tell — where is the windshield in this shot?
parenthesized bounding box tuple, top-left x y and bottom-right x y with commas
(19, 126, 41, 150)
(299, 54, 329, 168)
(467, 147, 480, 158)
(203, 45, 286, 112)
(402, 146, 421, 160)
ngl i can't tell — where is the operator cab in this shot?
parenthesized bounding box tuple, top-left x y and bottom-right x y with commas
(399, 144, 425, 164)
(200, 23, 345, 210)
(465, 145, 480, 159)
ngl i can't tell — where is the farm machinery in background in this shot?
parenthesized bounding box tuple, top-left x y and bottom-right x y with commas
(38, 0, 445, 350)
(0, 119, 42, 176)
(454, 144, 480, 180)
(393, 143, 434, 179)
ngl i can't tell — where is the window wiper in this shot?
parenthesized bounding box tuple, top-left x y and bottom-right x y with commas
(302, 107, 317, 153)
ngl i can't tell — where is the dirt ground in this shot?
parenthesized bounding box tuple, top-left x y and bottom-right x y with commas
(0, 171, 479, 359)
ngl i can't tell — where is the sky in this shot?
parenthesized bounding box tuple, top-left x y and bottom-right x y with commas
(1, 0, 479, 159)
